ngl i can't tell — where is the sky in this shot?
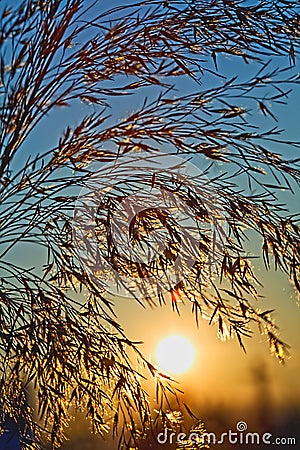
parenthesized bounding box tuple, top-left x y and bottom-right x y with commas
(59, 9, 300, 449)
(1, 0, 300, 448)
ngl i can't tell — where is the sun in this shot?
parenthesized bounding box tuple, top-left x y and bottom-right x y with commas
(155, 335, 195, 375)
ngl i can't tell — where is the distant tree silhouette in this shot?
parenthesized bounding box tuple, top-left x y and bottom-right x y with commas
(0, 0, 300, 448)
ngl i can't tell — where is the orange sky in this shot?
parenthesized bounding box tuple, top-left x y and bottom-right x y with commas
(112, 260, 300, 425)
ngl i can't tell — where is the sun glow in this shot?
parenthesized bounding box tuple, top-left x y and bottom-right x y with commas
(156, 335, 195, 375)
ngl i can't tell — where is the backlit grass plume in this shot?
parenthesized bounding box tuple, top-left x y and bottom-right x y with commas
(0, 0, 300, 448)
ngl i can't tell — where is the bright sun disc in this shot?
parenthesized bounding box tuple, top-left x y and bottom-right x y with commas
(156, 335, 195, 375)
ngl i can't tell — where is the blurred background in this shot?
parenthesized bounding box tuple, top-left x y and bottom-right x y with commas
(59, 260, 300, 449)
